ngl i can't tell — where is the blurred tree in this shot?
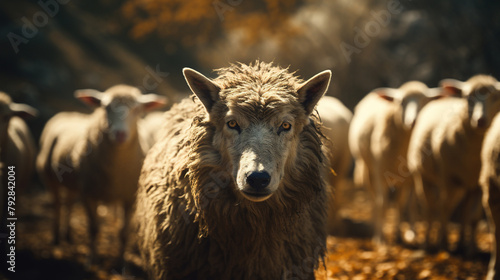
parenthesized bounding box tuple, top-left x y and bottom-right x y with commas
(2, 0, 499, 121)
(121, 0, 303, 49)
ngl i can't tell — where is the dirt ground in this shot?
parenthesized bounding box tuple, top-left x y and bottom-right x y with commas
(0, 184, 492, 280)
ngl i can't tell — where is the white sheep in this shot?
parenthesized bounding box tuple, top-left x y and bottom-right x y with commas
(0, 92, 37, 226)
(139, 111, 166, 152)
(316, 95, 353, 235)
(349, 81, 442, 245)
(481, 112, 500, 280)
(408, 75, 500, 254)
(36, 85, 166, 264)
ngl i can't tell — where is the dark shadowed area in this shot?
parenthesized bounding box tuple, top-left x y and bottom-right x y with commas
(0, 0, 498, 279)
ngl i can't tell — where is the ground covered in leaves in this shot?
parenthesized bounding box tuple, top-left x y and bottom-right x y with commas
(0, 186, 492, 280)
(316, 236, 488, 280)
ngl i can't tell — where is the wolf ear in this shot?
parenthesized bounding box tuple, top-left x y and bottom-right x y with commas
(183, 68, 221, 113)
(298, 70, 332, 115)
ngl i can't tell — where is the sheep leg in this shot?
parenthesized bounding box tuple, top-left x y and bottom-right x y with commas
(118, 202, 132, 269)
(437, 186, 466, 252)
(83, 198, 99, 265)
(51, 185, 62, 245)
(435, 186, 449, 252)
(417, 173, 440, 252)
(353, 158, 367, 189)
(62, 191, 77, 243)
(486, 179, 500, 280)
(409, 187, 419, 244)
(396, 184, 416, 245)
(372, 171, 388, 246)
(364, 163, 381, 245)
(456, 188, 482, 257)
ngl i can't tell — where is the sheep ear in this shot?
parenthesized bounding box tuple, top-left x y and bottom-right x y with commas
(9, 103, 38, 119)
(298, 70, 332, 115)
(440, 79, 464, 97)
(374, 88, 398, 102)
(183, 68, 221, 113)
(139, 94, 168, 111)
(75, 89, 103, 107)
(426, 87, 446, 100)
(496, 82, 500, 91)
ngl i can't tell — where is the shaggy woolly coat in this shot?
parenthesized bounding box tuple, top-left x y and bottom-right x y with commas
(316, 96, 352, 235)
(0, 93, 36, 191)
(481, 113, 500, 280)
(317, 96, 352, 188)
(348, 81, 441, 245)
(38, 110, 145, 204)
(407, 97, 485, 253)
(0, 93, 36, 235)
(136, 63, 329, 280)
(139, 111, 166, 152)
(3, 117, 36, 191)
(37, 85, 165, 262)
(408, 75, 500, 253)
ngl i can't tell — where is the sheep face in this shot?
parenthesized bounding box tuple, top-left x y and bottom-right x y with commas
(100, 94, 143, 144)
(442, 75, 500, 130)
(75, 85, 167, 145)
(398, 92, 434, 130)
(465, 85, 500, 130)
(0, 93, 36, 147)
(376, 82, 442, 130)
(183, 66, 331, 202)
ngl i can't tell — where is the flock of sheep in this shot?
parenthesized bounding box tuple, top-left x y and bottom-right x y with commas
(1, 61, 500, 279)
(348, 74, 500, 280)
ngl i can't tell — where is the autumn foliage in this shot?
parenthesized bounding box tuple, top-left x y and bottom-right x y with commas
(121, 0, 302, 46)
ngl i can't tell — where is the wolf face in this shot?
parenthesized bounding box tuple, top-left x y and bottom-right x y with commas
(184, 63, 331, 202)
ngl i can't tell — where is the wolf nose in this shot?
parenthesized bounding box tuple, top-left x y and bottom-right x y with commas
(246, 171, 271, 190)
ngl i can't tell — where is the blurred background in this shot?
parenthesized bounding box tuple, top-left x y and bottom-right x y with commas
(1, 0, 500, 279)
(2, 0, 500, 139)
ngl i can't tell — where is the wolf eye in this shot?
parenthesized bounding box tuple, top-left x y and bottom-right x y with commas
(227, 120, 239, 129)
(280, 122, 292, 131)
(277, 122, 292, 135)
